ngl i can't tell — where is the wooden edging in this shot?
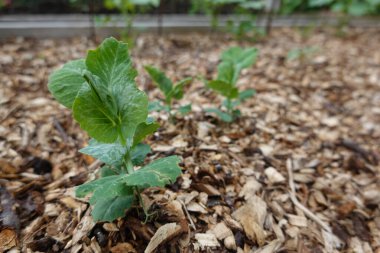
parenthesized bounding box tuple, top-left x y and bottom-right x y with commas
(0, 14, 379, 39)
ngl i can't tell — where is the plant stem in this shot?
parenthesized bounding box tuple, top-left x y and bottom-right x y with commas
(123, 152, 134, 174)
(226, 98, 232, 115)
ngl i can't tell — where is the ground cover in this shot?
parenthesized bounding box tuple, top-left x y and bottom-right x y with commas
(0, 28, 379, 252)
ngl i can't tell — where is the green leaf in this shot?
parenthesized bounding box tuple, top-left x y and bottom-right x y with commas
(217, 61, 237, 85)
(48, 59, 86, 108)
(207, 80, 239, 99)
(89, 178, 131, 205)
(308, 0, 334, 7)
(133, 120, 160, 147)
(232, 109, 241, 118)
(76, 175, 135, 221)
(169, 77, 192, 100)
(76, 175, 120, 198)
(92, 195, 135, 222)
(144, 65, 173, 96)
(73, 38, 148, 145)
(100, 165, 120, 177)
(205, 108, 233, 122)
(80, 139, 151, 167)
(131, 143, 151, 165)
(221, 47, 258, 72)
(348, 1, 372, 16)
(148, 100, 165, 112)
(178, 104, 192, 115)
(240, 1, 265, 9)
(239, 89, 256, 101)
(80, 139, 125, 166)
(124, 156, 182, 188)
(86, 37, 137, 86)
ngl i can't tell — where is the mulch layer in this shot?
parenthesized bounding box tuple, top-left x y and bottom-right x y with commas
(0, 28, 379, 253)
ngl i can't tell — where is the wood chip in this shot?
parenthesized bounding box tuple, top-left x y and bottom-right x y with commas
(232, 196, 267, 246)
(145, 223, 182, 253)
(194, 233, 220, 249)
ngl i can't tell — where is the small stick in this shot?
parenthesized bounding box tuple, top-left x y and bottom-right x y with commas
(53, 117, 69, 143)
(178, 199, 196, 231)
(286, 158, 331, 233)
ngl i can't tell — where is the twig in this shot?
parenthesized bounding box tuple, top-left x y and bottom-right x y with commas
(178, 199, 196, 231)
(339, 138, 378, 165)
(53, 116, 69, 143)
(286, 158, 331, 233)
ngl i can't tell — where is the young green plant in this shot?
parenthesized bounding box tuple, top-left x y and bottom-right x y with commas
(144, 65, 192, 120)
(287, 46, 318, 64)
(205, 46, 258, 122)
(48, 37, 181, 222)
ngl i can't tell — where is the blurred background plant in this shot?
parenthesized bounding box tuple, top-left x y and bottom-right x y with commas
(102, 0, 159, 40)
(1, 0, 379, 15)
(1, 0, 379, 39)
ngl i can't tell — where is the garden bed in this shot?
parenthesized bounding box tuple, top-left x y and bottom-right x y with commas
(0, 28, 379, 252)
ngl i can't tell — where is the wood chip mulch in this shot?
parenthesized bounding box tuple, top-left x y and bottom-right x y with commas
(0, 28, 379, 253)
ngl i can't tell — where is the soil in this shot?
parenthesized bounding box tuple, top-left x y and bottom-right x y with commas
(0, 28, 379, 253)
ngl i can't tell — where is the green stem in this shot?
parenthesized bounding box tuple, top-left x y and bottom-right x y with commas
(123, 152, 134, 174)
(226, 98, 232, 115)
(136, 190, 151, 224)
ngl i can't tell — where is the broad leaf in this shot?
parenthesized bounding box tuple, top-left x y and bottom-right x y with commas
(92, 195, 135, 221)
(148, 101, 170, 112)
(76, 175, 120, 198)
(80, 139, 125, 166)
(217, 61, 237, 85)
(131, 143, 151, 165)
(205, 108, 233, 122)
(239, 89, 256, 101)
(48, 59, 86, 108)
(100, 165, 120, 177)
(89, 178, 132, 204)
(124, 156, 181, 188)
(73, 38, 148, 144)
(144, 65, 173, 96)
(169, 77, 192, 100)
(221, 47, 258, 73)
(207, 80, 238, 99)
(133, 120, 160, 147)
(76, 175, 135, 221)
(86, 37, 137, 85)
(178, 104, 192, 115)
(80, 139, 151, 167)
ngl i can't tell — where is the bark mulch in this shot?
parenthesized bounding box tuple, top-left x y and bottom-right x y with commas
(0, 28, 379, 253)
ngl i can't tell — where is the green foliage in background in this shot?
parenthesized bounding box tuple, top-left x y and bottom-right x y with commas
(48, 37, 181, 222)
(226, 0, 267, 41)
(144, 65, 192, 120)
(205, 46, 258, 122)
(103, 0, 159, 39)
(287, 46, 318, 62)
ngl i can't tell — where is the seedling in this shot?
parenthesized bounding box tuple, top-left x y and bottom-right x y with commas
(144, 65, 192, 120)
(205, 46, 258, 122)
(48, 38, 181, 222)
(287, 46, 318, 63)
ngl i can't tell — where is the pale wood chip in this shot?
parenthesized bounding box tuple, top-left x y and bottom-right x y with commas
(144, 223, 182, 253)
